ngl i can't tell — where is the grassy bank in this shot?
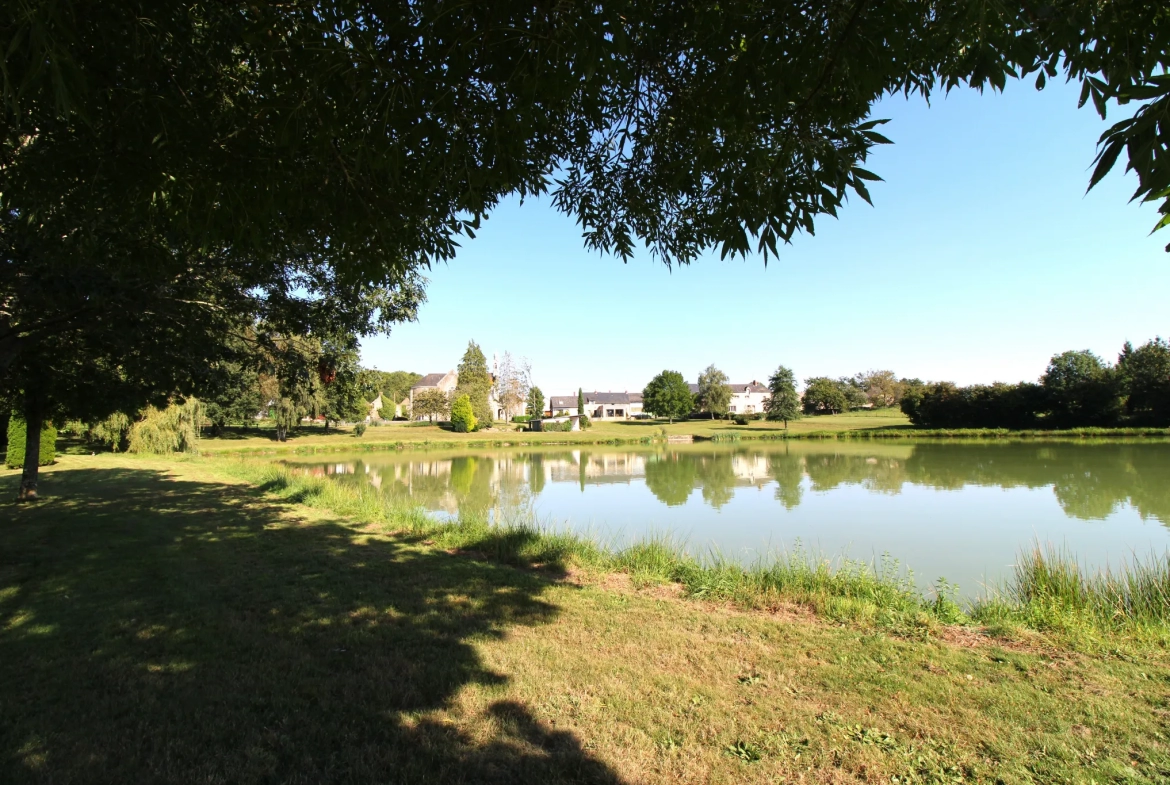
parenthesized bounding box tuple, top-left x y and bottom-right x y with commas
(195, 409, 913, 455)
(191, 412, 1170, 459)
(791, 426, 1170, 441)
(3, 454, 1169, 783)
(225, 460, 1170, 648)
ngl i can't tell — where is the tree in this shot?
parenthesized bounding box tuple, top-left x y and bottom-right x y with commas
(858, 370, 904, 408)
(319, 337, 367, 430)
(456, 342, 493, 426)
(493, 352, 530, 422)
(765, 366, 801, 427)
(578, 389, 586, 416)
(696, 365, 732, 418)
(1042, 350, 1122, 427)
(837, 377, 869, 411)
(358, 370, 422, 416)
(202, 356, 263, 436)
(642, 371, 694, 424)
(527, 387, 546, 420)
(449, 394, 477, 434)
(802, 378, 848, 415)
(413, 389, 450, 424)
(1118, 339, 1170, 424)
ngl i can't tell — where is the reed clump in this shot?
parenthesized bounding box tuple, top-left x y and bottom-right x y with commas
(971, 545, 1170, 638)
(221, 460, 1170, 643)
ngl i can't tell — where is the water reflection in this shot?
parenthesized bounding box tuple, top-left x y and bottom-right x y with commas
(292, 442, 1170, 525)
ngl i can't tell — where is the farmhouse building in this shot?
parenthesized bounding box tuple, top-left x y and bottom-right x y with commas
(406, 369, 525, 422)
(688, 381, 769, 415)
(547, 391, 644, 420)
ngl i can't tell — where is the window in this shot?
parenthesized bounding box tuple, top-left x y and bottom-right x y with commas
(730, 406, 736, 412)
(606, 409, 615, 417)
(615, 409, 624, 417)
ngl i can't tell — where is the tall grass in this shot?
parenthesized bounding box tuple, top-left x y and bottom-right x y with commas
(972, 545, 1170, 636)
(220, 460, 1170, 642)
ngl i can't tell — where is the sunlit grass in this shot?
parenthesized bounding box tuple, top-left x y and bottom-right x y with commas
(224, 461, 1170, 646)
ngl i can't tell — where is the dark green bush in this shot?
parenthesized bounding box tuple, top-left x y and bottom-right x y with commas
(353, 422, 367, 437)
(5, 417, 57, 469)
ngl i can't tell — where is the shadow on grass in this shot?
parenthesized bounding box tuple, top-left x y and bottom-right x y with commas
(0, 467, 625, 784)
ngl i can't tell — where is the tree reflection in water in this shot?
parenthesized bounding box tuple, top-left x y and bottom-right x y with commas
(290, 442, 1170, 526)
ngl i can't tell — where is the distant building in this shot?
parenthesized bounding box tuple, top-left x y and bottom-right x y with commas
(407, 369, 524, 422)
(548, 391, 644, 420)
(688, 381, 769, 415)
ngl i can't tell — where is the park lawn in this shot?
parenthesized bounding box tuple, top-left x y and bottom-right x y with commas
(197, 408, 912, 455)
(2, 454, 1168, 784)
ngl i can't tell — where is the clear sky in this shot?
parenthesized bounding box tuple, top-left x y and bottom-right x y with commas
(361, 79, 1168, 396)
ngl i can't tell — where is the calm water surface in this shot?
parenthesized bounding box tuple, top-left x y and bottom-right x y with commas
(285, 441, 1170, 595)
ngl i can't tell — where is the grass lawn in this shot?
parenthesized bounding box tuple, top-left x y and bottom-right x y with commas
(2, 454, 1168, 783)
(198, 409, 913, 455)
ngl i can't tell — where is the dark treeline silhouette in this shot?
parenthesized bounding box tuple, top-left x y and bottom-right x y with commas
(901, 339, 1170, 429)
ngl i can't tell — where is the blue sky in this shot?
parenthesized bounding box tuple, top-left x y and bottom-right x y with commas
(361, 79, 1168, 395)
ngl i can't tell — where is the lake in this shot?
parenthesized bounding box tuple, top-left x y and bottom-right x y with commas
(284, 441, 1170, 596)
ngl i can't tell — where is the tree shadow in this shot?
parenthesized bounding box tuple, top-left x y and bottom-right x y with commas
(0, 467, 626, 784)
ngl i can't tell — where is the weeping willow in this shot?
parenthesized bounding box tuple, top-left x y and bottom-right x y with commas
(127, 398, 203, 454)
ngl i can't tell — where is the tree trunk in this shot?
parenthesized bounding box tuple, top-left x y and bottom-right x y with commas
(18, 408, 43, 502)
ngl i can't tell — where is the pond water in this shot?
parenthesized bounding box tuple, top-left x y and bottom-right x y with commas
(284, 441, 1170, 596)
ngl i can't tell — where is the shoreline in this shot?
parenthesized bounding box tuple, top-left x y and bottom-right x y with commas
(197, 425, 1170, 458)
(220, 457, 1170, 650)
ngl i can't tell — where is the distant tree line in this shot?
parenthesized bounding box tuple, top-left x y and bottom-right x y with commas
(801, 370, 919, 415)
(901, 339, 1170, 429)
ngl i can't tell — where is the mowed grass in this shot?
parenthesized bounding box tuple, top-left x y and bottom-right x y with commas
(196, 408, 913, 455)
(2, 455, 1169, 784)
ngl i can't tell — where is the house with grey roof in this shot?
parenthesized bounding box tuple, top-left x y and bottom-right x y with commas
(548, 391, 644, 420)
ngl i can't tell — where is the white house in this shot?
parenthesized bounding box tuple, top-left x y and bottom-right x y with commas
(688, 381, 769, 415)
(547, 391, 644, 420)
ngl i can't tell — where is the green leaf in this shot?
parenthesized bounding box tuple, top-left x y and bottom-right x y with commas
(1088, 140, 1125, 191)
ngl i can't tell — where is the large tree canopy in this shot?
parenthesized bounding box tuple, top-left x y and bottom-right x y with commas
(2, 1, 1167, 498)
(4, 2, 1167, 279)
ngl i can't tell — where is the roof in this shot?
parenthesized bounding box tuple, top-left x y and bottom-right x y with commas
(587, 392, 637, 405)
(412, 372, 449, 389)
(549, 391, 644, 407)
(689, 382, 767, 394)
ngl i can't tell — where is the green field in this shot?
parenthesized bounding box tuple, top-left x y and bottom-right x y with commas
(2, 453, 1168, 783)
(195, 409, 913, 454)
